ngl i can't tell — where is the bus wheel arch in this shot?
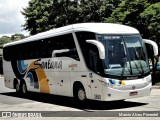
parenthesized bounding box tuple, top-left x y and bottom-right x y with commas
(73, 81, 86, 101)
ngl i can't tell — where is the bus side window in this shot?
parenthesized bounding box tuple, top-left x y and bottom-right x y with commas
(76, 32, 103, 75)
(3, 34, 79, 61)
(52, 34, 80, 61)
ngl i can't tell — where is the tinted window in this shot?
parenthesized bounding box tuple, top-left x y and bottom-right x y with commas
(76, 32, 103, 74)
(3, 33, 79, 61)
(49, 34, 79, 60)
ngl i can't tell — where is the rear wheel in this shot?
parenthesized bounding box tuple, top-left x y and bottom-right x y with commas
(15, 82, 20, 93)
(20, 82, 27, 94)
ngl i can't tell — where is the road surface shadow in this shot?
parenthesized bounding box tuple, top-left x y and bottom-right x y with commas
(0, 92, 147, 111)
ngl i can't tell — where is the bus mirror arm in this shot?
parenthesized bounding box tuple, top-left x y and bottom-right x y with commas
(86, 40, 105, 59)
(143, 39, 159, 57)
(52, 49, 70, 57)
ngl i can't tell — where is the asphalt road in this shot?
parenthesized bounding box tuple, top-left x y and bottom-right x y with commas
(0, 77, 160, 120)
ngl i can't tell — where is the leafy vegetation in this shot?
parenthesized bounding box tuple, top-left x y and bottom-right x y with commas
(155, 82, 160, 86)
(21, 0, 121, 35)
(21, 0, 160, 48)
(0, 34, 24, 48)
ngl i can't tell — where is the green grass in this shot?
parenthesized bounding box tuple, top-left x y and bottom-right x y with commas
(155, 82, 160, 86)
(151, 71, 160, 86)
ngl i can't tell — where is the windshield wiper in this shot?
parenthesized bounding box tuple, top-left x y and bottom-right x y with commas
(133, 60, 142, 74)
(138, 60, 144, 76)
(120, 57, 132, 79)
(134, 48, 144, 76)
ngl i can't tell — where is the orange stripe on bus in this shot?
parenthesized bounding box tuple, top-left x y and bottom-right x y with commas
(27, 61, 50, 93)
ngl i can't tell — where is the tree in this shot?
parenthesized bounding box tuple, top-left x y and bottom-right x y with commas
(22, 0, 54, 35)
(105, 0, 160, 40)
(22, 0, 120, 35)
(140, 2, 160, 41)
(22, 0, 83, 35)
(0, 36, 11, 48)
(11, 34, 25, 41)
(78, 0, 113, 22)
(106, 0, 149, 38)
(0, 34, 25, 48)
(141, 2, 160, 84)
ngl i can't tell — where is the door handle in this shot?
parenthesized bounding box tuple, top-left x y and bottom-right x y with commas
(91, 80, 94, 83)
(61, 80, 63, 83)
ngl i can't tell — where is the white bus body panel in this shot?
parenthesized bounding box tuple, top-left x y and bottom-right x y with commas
(3, 61, 15, 89)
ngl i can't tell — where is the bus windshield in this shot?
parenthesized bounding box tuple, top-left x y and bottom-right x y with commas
(97, 34, 150, 78)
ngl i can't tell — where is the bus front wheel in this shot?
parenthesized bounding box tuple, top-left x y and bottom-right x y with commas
(76, 87, 86, 102)
(77, 88, 86, 101)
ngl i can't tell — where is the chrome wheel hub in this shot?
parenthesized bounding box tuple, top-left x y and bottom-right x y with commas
(78, 89, 85, 101)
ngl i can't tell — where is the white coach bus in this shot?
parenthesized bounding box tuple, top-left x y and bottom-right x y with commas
(3, 23, 158, 101)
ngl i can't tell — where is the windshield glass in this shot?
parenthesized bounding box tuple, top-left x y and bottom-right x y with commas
(96, 34, 150, 77)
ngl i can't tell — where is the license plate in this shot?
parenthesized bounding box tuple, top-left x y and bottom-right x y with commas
(129, 91, 138, 96)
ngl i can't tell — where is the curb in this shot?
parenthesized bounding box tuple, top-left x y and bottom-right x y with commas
(152, 86, 160, 89)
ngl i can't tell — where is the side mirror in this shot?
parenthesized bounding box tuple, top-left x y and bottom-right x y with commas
(86, 40, 105, 59)
(143, 39, 158, 57)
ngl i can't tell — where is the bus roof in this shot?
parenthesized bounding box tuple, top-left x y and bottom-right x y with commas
(4, 23, 139, 47)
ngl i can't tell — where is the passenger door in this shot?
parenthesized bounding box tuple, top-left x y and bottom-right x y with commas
(89, 72, 103, 101)
(88, 48, 103, 100)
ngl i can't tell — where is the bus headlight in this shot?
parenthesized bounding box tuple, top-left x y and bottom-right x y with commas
(101, 80, 121, 88)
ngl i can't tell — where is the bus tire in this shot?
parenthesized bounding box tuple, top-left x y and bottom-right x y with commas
(78, 88, 86, 101)
(15, 81, 20, 93)
(74, 84, 86, 102)
(20, 81, 27, 94)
